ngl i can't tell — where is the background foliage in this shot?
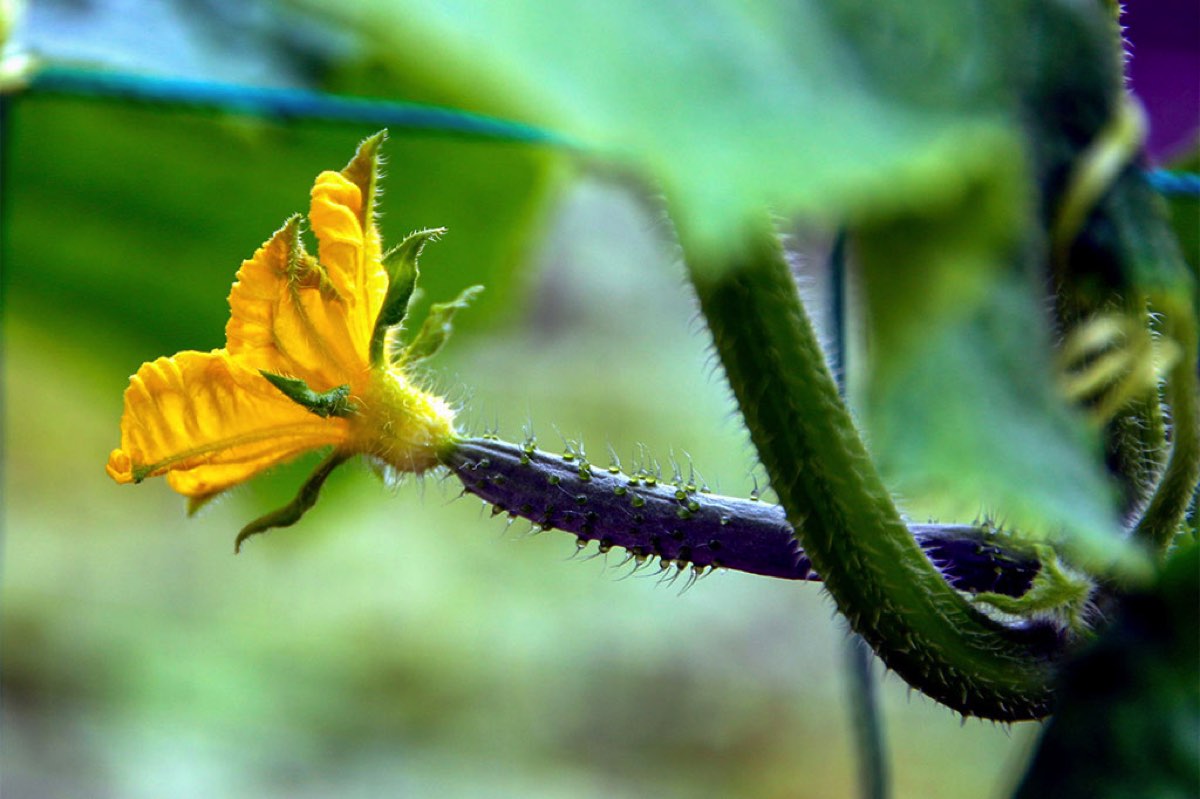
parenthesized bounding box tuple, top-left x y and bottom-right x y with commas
(3, 0, 1196, 797)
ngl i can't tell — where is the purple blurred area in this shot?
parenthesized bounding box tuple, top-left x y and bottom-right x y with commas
(1125, 0, 1200, 163)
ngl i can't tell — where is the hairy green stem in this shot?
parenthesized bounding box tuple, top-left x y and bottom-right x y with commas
(1133, 306, 1200, 553)
(686, 229, 1060, 721)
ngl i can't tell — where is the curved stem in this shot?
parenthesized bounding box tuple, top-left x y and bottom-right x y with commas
(1133, 305, 1200, 553)
(685, 228, 1060, 721)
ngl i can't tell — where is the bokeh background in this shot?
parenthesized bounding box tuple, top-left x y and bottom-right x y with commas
(3, 1, 1194, 797)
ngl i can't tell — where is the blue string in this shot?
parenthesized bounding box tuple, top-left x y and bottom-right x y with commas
(19, 66, 1200, 198)
(25, 65, 579, 148)
(1146, 169, 1200, 198)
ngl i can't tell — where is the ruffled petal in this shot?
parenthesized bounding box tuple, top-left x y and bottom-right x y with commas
(106, 350, 349, 497)
(226, 218, 365, 390)
(310, 170, 388, 361)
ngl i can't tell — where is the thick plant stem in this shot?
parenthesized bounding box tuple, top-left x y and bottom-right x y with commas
(686, 229, 1060, 721)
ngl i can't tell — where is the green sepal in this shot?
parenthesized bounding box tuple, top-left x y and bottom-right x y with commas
(234, 452, 350, 552)
(341, 130, 386, 232)
(369, 227, 447, 364)
(399, 284, 484, 365)
(259, 371, 357, 418)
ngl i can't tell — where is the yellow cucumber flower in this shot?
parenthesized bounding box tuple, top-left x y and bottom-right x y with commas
(106, 132, 478, 547)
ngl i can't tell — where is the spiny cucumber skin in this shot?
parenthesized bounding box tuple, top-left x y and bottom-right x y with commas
(448, 437, 806, 580)
(444, 436, 1042, 596)
(688, 231, 1059, 722)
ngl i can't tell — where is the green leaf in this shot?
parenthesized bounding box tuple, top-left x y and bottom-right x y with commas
(234, 452, 350, 552)
(858, 266, 1134, 574)
(400, 285, 484, 365)
(838, 5, 1146, 575)
(317, 0, 1035, 259)
(260, 372, 357, 418)
(370, 227, 447, 363)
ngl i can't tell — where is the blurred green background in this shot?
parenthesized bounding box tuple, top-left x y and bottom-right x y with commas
(2, 2, 1041, 797)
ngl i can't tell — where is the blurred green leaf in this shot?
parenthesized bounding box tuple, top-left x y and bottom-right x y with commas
(841, 1, 1136, 571)
(310, 0, 1031, 256)
(856, 206, 1127, 570)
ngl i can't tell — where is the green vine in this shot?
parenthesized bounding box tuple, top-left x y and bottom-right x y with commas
(685, 228, 1059, 721)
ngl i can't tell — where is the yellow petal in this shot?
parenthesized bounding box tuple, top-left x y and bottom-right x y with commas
(337, 133, 386, 293)
(310, 170, 388, 360)
(106, 350, 349, 497)
(226, 218, 366, 390)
